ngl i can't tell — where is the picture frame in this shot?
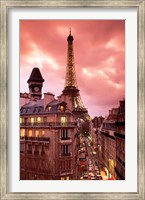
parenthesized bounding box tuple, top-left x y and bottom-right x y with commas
(0, 0, 144, 199)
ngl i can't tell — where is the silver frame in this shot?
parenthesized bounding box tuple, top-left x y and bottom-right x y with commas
(0, 0, 145, 199)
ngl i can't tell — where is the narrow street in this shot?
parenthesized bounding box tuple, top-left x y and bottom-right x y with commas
(77, 136, 107, 180)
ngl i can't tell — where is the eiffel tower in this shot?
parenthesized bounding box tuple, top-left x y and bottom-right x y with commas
(62, 29, 90, 121)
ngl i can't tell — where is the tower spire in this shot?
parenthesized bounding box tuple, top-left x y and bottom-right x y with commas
(65, 29, 77, 89)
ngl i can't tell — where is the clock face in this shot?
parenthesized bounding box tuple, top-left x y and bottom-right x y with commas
(34, 87, 39, 92)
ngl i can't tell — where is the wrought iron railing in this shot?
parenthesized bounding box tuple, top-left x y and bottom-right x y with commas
(20, 122, 77, 127)
(61, 137, 71, 140)
(20, 136, 50, 142)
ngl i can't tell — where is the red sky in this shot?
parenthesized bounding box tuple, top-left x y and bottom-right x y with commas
(20, 20, 125, 118)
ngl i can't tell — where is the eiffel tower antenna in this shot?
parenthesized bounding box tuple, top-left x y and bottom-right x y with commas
(62, 30, 90, 120)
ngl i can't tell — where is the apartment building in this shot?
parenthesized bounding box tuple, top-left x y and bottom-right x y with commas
(99, 100, 125, 180)
(20, 68, 78, 180)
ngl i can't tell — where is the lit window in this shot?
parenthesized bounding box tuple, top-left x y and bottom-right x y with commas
(20, 118, 22, 124)
(48, 106, 51, 111)
(37, 117, 41, 123)
(61, 177, 64, 180)
(28, 130, 32, 137)
(20, 129, 25, 137)
(42, 130, 45, 136)
(60, 106, 64, 112)
(35, 130, 39, 137)
(31, 117, 34, 124)
(61, 117, 67, 124)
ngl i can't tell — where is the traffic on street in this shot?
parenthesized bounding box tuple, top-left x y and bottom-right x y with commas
(77, 136, 104, 180)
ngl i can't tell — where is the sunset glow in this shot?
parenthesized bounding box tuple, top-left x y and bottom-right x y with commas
(20, 20, 125, 117)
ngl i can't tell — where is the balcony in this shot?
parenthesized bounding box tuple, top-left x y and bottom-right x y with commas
(20, 122, 77, 128)
(21, 136, 50, 143)
(60, 137, 72, 143)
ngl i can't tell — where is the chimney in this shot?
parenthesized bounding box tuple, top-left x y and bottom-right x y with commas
(44, 92, 55, 109)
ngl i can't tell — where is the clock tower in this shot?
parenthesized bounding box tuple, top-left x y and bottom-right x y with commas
(27, 67, 44, 100)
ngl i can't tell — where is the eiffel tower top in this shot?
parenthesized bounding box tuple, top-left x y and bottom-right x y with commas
(67, 28, 74, 43)
(64, 29, 78, 92)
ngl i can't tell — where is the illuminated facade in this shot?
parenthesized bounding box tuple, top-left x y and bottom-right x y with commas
(20, 68, 78, 180)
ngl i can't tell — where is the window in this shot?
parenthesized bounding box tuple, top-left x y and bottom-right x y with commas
(28, 144, 32, 154)
(48, 106, 51, 111)
(24, 117, 28, 123)
(28, 130, 32, 137)
(43, 117, 47, 122)
(41, 145, 45, 156)
(37, 117, 41, 123)
(60, 106, 64, 112)
(34, 145, 39, 155)
(61, 145, 70, 156)
(42, 130, 45, 136)
(61, 117, 67, 125)
(61, 160, 71, 171)
(20, 129, 25, 137)
(20, 118, 22, 124)
(35, 130, 39, 137)
(60, 129, 69, 140)
(30, 117, 34, 124)
(20, 143, 25, 153)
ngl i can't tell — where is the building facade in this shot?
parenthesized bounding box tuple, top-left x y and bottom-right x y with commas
(20, 68, 78, 180)
(115, 100, 125, 179)
(99, 100, 125, 180)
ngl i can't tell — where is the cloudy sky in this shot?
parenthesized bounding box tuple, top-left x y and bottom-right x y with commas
(20, 20, 125, 118)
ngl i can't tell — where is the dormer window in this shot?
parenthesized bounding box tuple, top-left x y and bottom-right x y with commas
(58, 102, 66, 112)
(60, 106, 64, 112)
(48, 106, 51, 111)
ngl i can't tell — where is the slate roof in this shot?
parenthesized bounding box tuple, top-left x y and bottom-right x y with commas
(20, 100, 45, 115)
(20, 99, 71, 115)
(27, 67, 44, 83)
